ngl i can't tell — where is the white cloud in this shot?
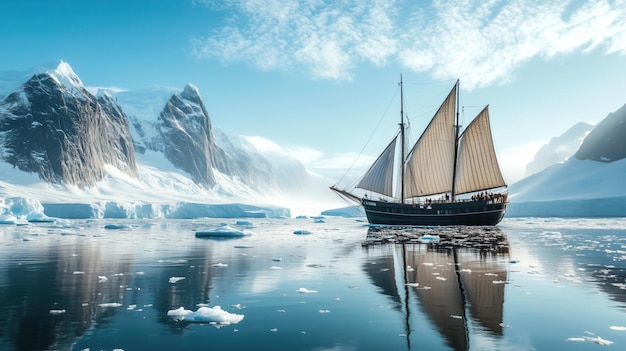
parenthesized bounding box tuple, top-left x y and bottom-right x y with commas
(193, 0, 626, 87)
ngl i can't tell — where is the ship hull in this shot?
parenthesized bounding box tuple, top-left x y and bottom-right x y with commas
(362, 199, 508, 226)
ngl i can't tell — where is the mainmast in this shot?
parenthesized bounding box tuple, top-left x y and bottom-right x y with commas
(399, 75, 406, 204)
(451, 79, 460, 203)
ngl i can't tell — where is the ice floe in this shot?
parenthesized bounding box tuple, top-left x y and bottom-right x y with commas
(99, 303, 123, 308)
(169, 277, 186, 283)
(297, 288, 318, 294)
(167, 306, 244, 326)
(195, 224, 253, 238)
(418, 234, 440, 243)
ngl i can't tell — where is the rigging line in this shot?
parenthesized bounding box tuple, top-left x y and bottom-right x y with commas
(334, 85, 400, 187)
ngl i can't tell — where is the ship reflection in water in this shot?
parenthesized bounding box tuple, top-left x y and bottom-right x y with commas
(363, 226, 509, 351)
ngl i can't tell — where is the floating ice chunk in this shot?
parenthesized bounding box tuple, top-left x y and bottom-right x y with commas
(436, 277, 447, 281)
(169, 277, 186, 283)
(270, 328, 278, 332)
(73, 271, 85, 275)
(270, 266, 283, 270)
(49, 309, 66, 315)
(566, 337, 586, 342)
(167, 306, 244, 325)
(406, 283, 419, 287)
(418, 234, 440, 243)
(127, 304, 137, 310)
(212, 263, 228, 267)
(588, 336, 613, 345)
(450, 315, 463, 319)
(610, 326, 626, 331)
(195, 225, 253, 238)
(297, 288, 318, 294)
(319, 310, 330, 313)
(0, 215, 18, 224)
(423, 262, 433, 266)
(98, 276, 108, 283)
(99, 303, 122, 308)
(235, 220, 254, 226)
(492, 280, 508, 284)
(158, 259, 188, 264)
(230, 304, 245, 310)
(104, 224, 130, 230)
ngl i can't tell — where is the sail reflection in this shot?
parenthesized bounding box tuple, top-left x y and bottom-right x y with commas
(363, 226, 509, 351)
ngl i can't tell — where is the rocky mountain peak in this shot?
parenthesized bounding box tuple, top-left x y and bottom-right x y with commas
(575, 104, 626, 162)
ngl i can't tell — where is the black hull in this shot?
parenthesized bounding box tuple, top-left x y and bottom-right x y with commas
(362, 199, 507, 226)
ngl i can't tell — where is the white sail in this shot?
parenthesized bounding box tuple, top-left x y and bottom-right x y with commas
(454, 106, 506, 194)
(404, 83, 458, 198)
(356, 136, 397, 197)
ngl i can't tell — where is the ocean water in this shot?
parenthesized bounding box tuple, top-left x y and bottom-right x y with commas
(0, 217, 625, 351)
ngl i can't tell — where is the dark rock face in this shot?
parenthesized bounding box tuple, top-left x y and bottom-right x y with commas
(0, 68, 137, 187)
(96, 93, 138, 177)
(158, 84, 221, 186)
(575, 104, 626, 162)
(157, 84, 278, 190)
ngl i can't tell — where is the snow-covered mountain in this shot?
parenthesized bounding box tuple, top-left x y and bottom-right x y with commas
(0, 61, 339, 220)
(524, 122, 593, 177)
(0, 62, 137, 187)
(508, 104, 626, 217)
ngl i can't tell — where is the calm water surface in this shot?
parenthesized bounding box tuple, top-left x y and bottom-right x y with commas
(0, 217, 625, 350)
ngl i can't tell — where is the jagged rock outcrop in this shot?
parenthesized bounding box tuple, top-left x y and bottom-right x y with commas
(575, 104, 626, 162)
(127, 84, 279, 190)
(158, 84, 222, 186)
(0, 62, 137, 187)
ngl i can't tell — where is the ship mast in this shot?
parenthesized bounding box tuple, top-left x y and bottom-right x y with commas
(451, 79, 460, 203)
(399, 75, 406, 204)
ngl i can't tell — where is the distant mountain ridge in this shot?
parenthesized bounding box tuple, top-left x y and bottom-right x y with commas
(525, 122, 593, 177)
(508, 103, 626, 217)
(575, 104, 626, 162)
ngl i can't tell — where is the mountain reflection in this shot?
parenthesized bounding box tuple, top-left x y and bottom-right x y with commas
(363, 226, 509, 351)
(0, 238, 134, 351)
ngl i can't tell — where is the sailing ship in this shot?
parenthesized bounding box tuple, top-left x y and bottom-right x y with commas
(331, 77, 508, 226)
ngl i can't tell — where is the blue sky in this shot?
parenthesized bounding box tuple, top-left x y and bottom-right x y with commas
(2, 0, 626, 183)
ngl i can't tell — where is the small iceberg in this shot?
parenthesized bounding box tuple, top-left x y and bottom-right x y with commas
(167, 306, 244, 326)
(104, 224, 131, 230)
(0, 215, 18, 225)
(418, 234, 440, 243)
(235, 220, 254, 226)
(195, 224, 253, 239)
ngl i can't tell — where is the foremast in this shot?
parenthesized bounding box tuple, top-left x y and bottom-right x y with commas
(451, 79, 460, 203)
(399, 75, 406, 204)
